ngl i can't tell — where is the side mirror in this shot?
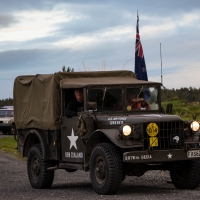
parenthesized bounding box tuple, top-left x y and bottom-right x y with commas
(166, 103, 173, 114)
(86, 102, 97, 110)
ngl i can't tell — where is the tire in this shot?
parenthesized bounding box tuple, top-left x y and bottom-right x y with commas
(27, 144, 55, 189)
(90, 143, 123, 195)
(8, 124, 16, 135)
(170, 160, 200, 189)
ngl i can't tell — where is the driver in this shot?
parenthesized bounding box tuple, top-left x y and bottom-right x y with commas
(65, 88, 84, 117)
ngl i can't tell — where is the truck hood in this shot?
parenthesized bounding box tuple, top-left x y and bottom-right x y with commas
(97, 114, 182, 127)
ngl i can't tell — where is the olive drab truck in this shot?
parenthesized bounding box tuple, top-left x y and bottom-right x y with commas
(14, 70, 200, 195)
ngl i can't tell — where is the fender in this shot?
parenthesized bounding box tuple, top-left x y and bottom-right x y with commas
(23, 129, 49, 159)
(84, 129, 128, 165)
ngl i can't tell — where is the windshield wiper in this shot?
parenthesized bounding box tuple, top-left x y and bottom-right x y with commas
(102, 87, 107, 108)
(137, 86, 143, 98)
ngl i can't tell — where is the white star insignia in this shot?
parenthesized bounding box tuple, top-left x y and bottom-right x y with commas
(67, 128, 78, 150)
(167, 153, 172, 159)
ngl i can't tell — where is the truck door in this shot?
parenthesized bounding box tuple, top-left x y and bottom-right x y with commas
(61, 116, 86, 163)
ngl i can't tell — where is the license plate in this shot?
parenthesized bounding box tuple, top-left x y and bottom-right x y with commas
(187, 150, 200, 158)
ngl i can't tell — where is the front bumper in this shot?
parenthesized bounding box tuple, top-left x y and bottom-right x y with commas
(0, 124, 12, 130)
(123, 149, 200, 163)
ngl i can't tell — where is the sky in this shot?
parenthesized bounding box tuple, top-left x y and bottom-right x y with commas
(0, 0, 200, 99)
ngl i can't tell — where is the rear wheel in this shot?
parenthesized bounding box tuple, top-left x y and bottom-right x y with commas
(27, 144, 55, 189)
(90, 143, 123, 195)
(170, 160, 200, 189)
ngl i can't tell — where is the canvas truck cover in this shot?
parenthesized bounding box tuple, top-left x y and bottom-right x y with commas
(13, 70, 157, 130)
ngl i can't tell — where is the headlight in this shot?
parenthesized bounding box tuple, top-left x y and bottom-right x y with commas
(120, 124, 132, 136)
(190, 121, 200, 132)
(3, 120, 11, 124)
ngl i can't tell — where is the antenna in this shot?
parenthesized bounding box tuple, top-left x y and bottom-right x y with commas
(160, 43, 163, 86)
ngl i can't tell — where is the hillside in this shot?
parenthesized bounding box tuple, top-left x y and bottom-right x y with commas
(161, 87, 200, 121)
(161, 100, 200, 121)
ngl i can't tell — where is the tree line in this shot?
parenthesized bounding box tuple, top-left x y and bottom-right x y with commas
(0, 98, 13, 108)
(161, 87, 200, 102)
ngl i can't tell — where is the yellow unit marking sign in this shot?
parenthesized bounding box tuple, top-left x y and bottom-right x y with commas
(146, 123, 159, 137)
(149, 137, 158, 147)
(127, 105, 131, 111)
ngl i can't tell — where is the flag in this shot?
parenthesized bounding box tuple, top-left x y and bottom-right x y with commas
(135, 14, 148, 81)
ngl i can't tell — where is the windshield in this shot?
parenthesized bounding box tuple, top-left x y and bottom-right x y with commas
(87, 86, 159, 112)
(87, 88, 122, 112)
(0, 110, 14, 117)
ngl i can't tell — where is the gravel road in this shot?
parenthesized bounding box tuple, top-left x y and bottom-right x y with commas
(1, 153, 200, 200)
(1, 133, 200, 200)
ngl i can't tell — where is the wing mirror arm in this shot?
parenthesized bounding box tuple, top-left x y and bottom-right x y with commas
(86, 102, 100, 128)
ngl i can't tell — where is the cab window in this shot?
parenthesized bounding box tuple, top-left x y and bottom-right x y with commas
(87, 88, 122, 112)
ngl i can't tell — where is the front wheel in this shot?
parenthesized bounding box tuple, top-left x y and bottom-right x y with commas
(90, 143, 123, 195)
(27, 144, 55, 189)
(170, 160, 200, 189)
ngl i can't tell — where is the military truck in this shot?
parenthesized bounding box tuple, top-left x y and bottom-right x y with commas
(14, 70, 200, 195)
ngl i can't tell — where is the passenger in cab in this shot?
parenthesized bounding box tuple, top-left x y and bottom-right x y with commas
(126, 88, 151, 111)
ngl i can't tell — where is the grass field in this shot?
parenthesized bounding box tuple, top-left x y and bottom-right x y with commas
(0, 136, 19, 156)
(162, 100, 200, 121)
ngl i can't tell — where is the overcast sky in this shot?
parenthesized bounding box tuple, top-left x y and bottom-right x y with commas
(0, 0, 200, 99)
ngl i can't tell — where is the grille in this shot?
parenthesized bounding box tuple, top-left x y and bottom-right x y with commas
(143, 121, 184, 150)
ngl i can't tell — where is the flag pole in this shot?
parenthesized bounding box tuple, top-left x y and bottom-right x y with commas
(160, 43, 163, 86)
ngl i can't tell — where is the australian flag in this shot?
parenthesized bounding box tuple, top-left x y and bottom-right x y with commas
(135, 14, 148, 81)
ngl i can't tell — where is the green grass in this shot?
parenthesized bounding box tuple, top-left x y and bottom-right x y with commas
(162, 100, 200, 121)
(0, 137, 26, 160)
(0, 137, 19, 156)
